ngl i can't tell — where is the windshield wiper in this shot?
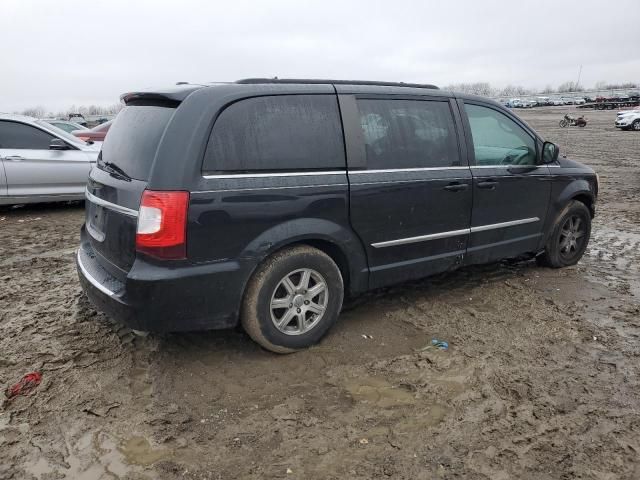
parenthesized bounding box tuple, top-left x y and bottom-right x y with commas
(101, 162, 132, 181)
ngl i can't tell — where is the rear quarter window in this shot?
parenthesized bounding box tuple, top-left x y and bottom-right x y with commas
(99, 106, 175, 180)
(203, 95, 345, 173)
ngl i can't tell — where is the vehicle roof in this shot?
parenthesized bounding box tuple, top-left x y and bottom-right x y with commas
(121, 79, 456, 105)
(120, 80, 509, 118)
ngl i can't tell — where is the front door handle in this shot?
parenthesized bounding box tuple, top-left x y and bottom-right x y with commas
(443, 183, 469, 192)
(5, 155, 24, 162)
(477, 180, 499, 190)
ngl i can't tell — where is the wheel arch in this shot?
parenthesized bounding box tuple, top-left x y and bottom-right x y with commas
(571, 192, 595, 218)
(541, 180, 595, 248)
(554, 179, 596, 218)
(239, 218, 369, 298)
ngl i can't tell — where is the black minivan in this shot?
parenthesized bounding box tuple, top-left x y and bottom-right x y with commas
(77, 79, 598, 353)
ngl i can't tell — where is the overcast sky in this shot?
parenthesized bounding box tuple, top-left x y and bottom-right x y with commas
(3, 0, 639, 112)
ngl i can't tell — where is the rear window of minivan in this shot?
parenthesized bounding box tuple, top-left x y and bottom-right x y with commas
(203, 95, 345, 173)
(99, 106, 175, 181)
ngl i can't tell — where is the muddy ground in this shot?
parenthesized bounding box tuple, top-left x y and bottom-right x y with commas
(1, 107, 639, 479)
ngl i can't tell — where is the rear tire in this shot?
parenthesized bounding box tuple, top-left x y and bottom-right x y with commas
(241, 245, 344, 353)
(537, 200, 591, 268)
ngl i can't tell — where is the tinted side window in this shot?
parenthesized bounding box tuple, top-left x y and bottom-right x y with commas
(356, 99, 460, 169)
(0, 121, 55, 149)
(465, 104, 536, 166)
(204, 95, 345, 172)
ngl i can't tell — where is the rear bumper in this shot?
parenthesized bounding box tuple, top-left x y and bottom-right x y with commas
(77, 228, 249, 332)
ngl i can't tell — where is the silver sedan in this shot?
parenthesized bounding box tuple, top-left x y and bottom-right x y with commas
(0, 114, 100, 205)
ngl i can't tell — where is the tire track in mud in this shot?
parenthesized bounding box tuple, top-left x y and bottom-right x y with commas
(586, 223, 640, 297)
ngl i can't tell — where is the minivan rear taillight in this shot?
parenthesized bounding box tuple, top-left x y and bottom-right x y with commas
(136, 190, 189, 260)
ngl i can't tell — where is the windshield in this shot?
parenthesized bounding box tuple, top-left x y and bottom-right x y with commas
(36, 120, 87, 146)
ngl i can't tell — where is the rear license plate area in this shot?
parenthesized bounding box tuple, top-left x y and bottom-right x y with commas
(87, 202, 106, 242)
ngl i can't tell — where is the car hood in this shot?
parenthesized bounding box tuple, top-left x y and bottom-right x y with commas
(558, 156, 595, 174)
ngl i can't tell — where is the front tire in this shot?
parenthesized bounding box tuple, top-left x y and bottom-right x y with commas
(633, 119, 640, 131)
(241, 245, 344, 353)
(559, 119, 568, 128)
(537, 200, 591, 268)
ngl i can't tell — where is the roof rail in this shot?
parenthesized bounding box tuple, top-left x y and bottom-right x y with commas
(236, 78, 439, 90)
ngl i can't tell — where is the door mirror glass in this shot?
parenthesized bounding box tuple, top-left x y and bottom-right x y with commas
(49, 138, 69, 150)
(542, 141, 559, 163)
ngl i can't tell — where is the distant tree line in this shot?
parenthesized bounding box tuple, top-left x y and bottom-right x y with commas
(17, 103, 123, 120)
(442, 80, 639, 97)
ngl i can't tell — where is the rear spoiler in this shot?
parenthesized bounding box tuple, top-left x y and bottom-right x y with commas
(120, 85, 203, 107)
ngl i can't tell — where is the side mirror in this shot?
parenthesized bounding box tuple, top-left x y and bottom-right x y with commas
(542, 141, 559, 164)
(49, 138, 69, 150)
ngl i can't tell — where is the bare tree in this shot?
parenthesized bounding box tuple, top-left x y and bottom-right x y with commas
(557, 81, 584, 93)
(595, 81, 638, 90)
(443, 82, 498, 97)
(20, 105, 46, 118)
(499, 85, 531, 96)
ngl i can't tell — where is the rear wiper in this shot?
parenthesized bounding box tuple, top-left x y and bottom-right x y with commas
(101, 162, 132, 181)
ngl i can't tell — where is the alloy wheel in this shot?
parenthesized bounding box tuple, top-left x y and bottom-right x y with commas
(270, 268, 328, 335)
(558, 215, 587, 260)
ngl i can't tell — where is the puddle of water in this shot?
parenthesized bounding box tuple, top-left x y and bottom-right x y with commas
(118, 436, 171, 466)
(63, 431, 130, 479)
(344, 377, 416, 408)
(24, 430, 170, 479)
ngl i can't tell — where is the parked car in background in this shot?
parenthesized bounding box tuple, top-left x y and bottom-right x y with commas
(536, 97, 550, 106)
(561, 97, 575, 105)
(77, 79, 598, 353)
(615, 109, 640, 131)
(44, 119, 89, 134)
(69, 114, 87, 126)
(72, 120, 113, 142)
(550, 97, 564, 106)
(507, 98, 523, 108)
(573, 98, 586, 105)
(0, 114, 100, 205)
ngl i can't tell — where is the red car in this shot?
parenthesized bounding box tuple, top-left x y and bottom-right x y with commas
(72, 120, 112, 142)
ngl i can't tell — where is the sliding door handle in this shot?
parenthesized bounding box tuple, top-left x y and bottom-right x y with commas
(443, 183, 469, 192)
(477, 180, 499, 190)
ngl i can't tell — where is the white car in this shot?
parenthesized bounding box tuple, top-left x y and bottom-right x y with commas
(615, 110, 640, 131)
(0, 114, 100, 205)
